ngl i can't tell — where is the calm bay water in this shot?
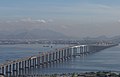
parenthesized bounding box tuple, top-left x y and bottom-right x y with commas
(0, 44, 68, 63)
(0, 44, 120, 74)
(34, 45, 120, 74)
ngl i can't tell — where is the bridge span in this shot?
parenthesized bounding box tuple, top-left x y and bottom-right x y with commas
(0, 43, 118, 76)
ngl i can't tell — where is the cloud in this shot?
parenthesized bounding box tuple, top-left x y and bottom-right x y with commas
(48, 19, 53, 22)
(20, 18, 46, 23)
(61, 25, 68, 29)
(20, 18, 32, 22)
(118, 20, 120, 23)
(2, 18, 55, 25)
(35, 19, 46, 23)
(97, 4, 111, 9)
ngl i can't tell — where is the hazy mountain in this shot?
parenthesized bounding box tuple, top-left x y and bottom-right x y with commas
(0, 29, 71, 39)
(84, 35, 109, 40)
(111, 35, 120, 43)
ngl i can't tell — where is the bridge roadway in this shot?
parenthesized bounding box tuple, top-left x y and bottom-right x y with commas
(0, 43, 118, 76)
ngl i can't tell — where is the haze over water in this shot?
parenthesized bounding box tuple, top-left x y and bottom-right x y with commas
(0, 44, 120, 74)
(0, 0, 120, 38)
(0, 0, 120, 75)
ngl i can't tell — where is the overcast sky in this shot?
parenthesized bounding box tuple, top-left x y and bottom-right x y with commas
(0, 0, 120, 38)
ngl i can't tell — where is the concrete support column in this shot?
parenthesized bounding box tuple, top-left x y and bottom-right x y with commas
(32, 59, 34, 67)
(76, 47, 79, 54)
(25, 60, 27, 68)
(79, 47, 81, 54)
(19, 62, 22, 70)
(35, 58, 37, 66)
(27, 60, 30, 68)
(85, 46, 87, 53)
(65, 49, 67, 58)
(21, 61, 25, 75)
(42, 55, 44, 64)
(59, 51, 61, 60)
(9, 65, 12, 76)
(56, 52, 58, 61)
(53, 52, 55, 62)
(83, 46, 84, 53)
(37, 57, 40, 66)
(0, 67, 1, 74)
(49, 54, 51, 63)
(62, 50, 64, 60)
(64, 49, 66, 59)
(6, 65, 8, 76)
(16, 63, 18, 75)
(18, 62, 22, 75)
(73, 47, 77, 56)
(1, 66, 4, 75)
(22, 61, 24, 69)
(71, 47, 73, 55)
(83, 46, 85, 53)
(82, 47, 83, 53)
(46, 54, 48, 63)
(33, 58, 37, 67)
(67, 48, 69, 58)
(87, 46, 89, 53)
(29, 59, 32, 67)
(86, 46, 87, 53)
(12, 63, 15, 76)
(69, 48, 72, 57)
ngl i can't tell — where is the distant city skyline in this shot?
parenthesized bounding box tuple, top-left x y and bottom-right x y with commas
(0, 0, 120, 38)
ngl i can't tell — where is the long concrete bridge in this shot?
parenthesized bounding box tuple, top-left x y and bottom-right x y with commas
(0, 43, 118, 77)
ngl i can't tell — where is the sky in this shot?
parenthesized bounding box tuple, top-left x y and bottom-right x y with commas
(0, 0, 120, 38)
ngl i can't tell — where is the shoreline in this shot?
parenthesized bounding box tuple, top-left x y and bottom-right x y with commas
(1, 71, 120, 77)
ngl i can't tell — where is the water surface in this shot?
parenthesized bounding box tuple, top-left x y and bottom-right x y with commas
(0, 44, 120, 74)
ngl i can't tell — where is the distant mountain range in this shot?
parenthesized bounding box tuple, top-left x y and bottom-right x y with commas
(84, 35, 120, 43)
(0, 29, 71, 39)
(0, 29, 120, 43)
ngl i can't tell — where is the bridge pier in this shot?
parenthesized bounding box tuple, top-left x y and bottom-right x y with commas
(80, 46, 82, 54)
(73, 47, 77, 57)
(53, 52, 55, 62)
(49, 53, 51, 63)
(69, 48, 72, 58)
(9, 64, 12, 76)
(5, 65, 8, 76)
(41, 55, 44, 66)
(55, 52, 58, 62)
(12, 63, 16, 76)
(29, 59, 33, 67)
(24, 60, 28, 68)
(67, 48, 70, 59)
(33, 58, 36, 67)
(58, 50, 61, 62)
(61, 50, 64, 61)
(1, 66, 4, 75)
(22, 61, 25, 70)
(37, 56, 40, 66)
(19, 61, 23, 75)
(16, 63, 18, 75)
(43, 54, 49, 67)
(64, 49, 66, 60)
(0, 43, 117, 76)
(27, 59, 30, 68)
(18, 61, 22, 74)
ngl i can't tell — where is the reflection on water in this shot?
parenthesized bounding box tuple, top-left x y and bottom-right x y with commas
(0, 44, 120, 75)
(31, 45, 120, 74)
(0, 44, 68, 63)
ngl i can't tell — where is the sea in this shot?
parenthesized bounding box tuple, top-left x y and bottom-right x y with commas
(0, 44, 120, 75)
